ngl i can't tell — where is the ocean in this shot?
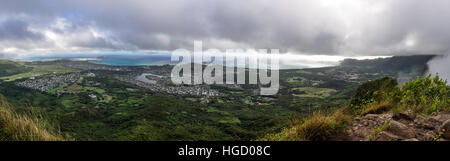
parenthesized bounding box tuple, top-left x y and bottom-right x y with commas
(14, 52, 386, 69)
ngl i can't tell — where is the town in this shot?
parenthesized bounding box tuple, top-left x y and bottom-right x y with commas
(16, 73, 83, 92)
(115, 72, 221, 97)
(14, 60, 221, 97)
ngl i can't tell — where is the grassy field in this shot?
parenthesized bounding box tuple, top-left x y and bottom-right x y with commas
(292, 87, 337, 98)
(286, 76, 305, 84)
(0, 64, 80, 82)
(0, 60, 31, 77)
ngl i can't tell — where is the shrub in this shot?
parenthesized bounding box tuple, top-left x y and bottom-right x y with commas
(397, 74, 449, 114)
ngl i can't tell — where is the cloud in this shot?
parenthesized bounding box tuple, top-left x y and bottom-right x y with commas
(0, 19, 43, 41)
(0, 0, 449, 56)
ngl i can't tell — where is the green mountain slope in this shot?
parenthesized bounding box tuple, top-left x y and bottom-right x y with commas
(0, 60, 31, 77)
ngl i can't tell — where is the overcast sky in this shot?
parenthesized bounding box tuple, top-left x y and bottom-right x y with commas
(1, 0, 450, 57)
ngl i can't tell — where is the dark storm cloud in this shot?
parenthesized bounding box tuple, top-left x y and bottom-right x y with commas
(0, 19, 43, 41)
(1, 0, 450, 56)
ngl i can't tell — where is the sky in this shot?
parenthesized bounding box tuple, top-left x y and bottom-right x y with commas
(1, 0, 449, 57)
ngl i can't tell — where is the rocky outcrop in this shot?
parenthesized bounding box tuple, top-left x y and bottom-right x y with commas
(387, 120, 415, 138)
(342, 110, 450, 141)
(440, 120, 450, 139)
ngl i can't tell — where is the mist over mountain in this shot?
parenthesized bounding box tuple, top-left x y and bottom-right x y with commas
(427, 55, 450, 84)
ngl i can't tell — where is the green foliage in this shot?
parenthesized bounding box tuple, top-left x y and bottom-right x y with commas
(395, 74, 449, 114)
(434, 134, 443, 141)
(348, 74, 449, 116)
(348, 77, 398, 115)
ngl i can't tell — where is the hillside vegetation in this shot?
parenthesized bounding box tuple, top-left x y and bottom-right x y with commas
(0, 60, 31, 77)
(0, 95, 63, 141)
(260, 74, 450, 141)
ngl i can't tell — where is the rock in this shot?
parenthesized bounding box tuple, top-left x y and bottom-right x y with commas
(387, 120, 416, 139)
(423, 131, 436, 141)
(346, 129, 353, 136)
(439, 119, 450, 139)
(437, 138, 447, 141)
(431, 114, 450, 123)
(414, 115, 425, 123)
(394, 110, 415, 121)
(414, 115, 435, 130)
(345, 111, 450, 141)
(376, 131, 401, 141)
(363, 120, 369, 126)
(364, 114, 380, 121)
(404, 138, 419, 141)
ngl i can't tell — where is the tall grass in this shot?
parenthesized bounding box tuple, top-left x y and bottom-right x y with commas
(360, 101, 394, 116)
(0, 96, 64, 141)
(259, 109, 351, 141)
(293, 110, 351, 141)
